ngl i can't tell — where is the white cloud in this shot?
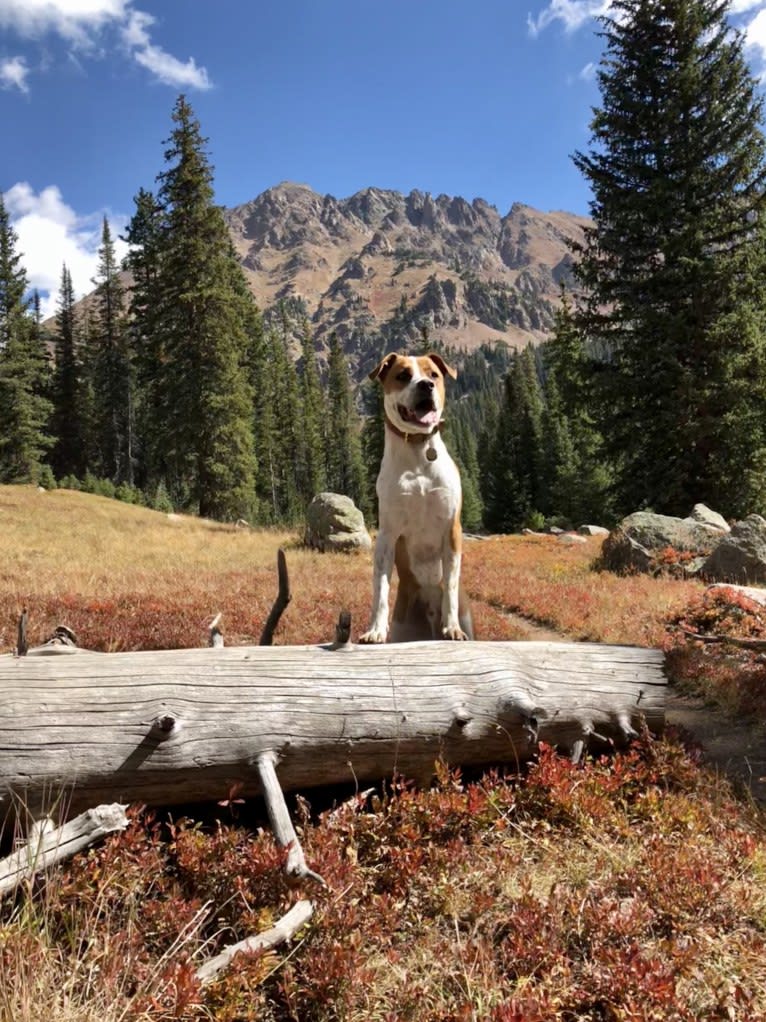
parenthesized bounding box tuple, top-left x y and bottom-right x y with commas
(741, 6, 766, 72)
(528, 0, 611, 38)
(0, 0, 211, 90)
(122, 9, 209, 90)
(0, 54, 29, 91)
(578, 60, 596, 81)
(4, 182, 129, 319)
(731, 0, 765, 13)
(0, 0, 129, 49)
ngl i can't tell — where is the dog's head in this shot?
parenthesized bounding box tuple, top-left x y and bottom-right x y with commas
(369, 352, 457, 434)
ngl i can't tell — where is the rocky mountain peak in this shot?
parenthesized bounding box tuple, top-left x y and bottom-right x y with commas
(221, 183, 590, 357)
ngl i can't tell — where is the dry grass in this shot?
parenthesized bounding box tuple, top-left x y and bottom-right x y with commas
(2, 485, 766, 1020)
(0, 486, 533, 651)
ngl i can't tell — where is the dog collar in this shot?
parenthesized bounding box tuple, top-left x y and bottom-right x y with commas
(385, 415, 444, 444)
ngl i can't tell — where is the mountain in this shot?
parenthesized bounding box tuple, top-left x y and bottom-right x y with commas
(223, 182, 589, 361)
(58, 183, 588, 366)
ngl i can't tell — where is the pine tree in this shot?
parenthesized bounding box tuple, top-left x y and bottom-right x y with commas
(50, 264, 86, 479)
(123, 187, 162, 489)
(542, 293, 614, 524)
(298, 319, 326, 502)
(573, 0, 766, 516)
(268, 327, 302, 522)
(0, 199, 52, 482)
(326, 332, 367, 510)
(151, 95, 257, 520)
(483, 348, 545, 532)
(89, 217, 132, 483)
(539, 373, 579, 523)
(360, 360, 386, 521)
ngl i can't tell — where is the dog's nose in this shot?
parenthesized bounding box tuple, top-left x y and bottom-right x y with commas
(417, 378, 435, 392)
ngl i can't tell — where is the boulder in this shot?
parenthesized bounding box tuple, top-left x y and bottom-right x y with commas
(578, 524, 610, 537)
(701, 515, 766, 584)
(305, 492, 372, 553)
(686, 503, 730, 533)
(600, 510, 723, 575)
(558, 533, 587, 546)
(706, 582, 766, 607)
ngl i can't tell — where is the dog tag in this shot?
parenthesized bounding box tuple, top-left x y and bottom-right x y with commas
(426, 447, 438, 461)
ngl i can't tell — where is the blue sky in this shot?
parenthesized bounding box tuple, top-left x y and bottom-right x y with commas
(2, 0, 766, 316)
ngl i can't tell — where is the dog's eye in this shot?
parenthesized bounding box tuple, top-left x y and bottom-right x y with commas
(396, 370, 412, 383)
(430, 370, 439, 379)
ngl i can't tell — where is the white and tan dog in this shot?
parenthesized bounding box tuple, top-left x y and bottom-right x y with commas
(359, 352, 473, 644)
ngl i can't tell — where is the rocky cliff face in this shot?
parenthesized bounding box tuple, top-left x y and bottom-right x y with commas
(223, 182, 589, 357)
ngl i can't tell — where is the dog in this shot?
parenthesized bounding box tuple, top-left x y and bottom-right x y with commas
(359, 352, 473, 644)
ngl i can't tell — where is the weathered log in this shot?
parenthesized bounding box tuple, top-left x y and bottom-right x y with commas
(0, 640, 665, 819)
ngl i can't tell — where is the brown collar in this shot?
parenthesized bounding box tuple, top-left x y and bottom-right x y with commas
(385, 414, 444, 443)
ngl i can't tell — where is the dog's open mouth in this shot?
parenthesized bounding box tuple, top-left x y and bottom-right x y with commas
(398, 400, 439, 428)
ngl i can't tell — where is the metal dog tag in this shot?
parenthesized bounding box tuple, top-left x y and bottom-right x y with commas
(426, 447, 438, 462)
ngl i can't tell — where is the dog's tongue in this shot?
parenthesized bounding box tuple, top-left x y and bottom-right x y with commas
(413, 409, 439, 427)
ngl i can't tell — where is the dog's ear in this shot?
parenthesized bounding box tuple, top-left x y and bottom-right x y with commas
(369, 353, 398, 382)
(426, 353, 458, 380)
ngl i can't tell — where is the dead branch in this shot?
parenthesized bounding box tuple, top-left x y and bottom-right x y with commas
(256, 751, 325, 886)
(208, 613, 224, 648)
(195, 899, 313, 985)
(675, 625, 766, 651)
(16, 609, 27, 657)
(0, 803, 129, 897)
(259, 548, 291, 646)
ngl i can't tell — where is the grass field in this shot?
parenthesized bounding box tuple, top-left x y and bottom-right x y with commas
(0, 485, 764, 1021)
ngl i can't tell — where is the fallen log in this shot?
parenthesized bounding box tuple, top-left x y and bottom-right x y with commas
(0, 640, 665, 820)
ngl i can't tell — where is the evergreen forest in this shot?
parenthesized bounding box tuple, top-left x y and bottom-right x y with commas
(3, 1, 766, 531)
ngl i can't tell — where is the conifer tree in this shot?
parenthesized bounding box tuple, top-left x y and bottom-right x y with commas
(123, 187, 162, 488)
(360, 362, 386, 521)
(483, 347, 545, 532)
(539, 373, 579, 523)
(573, 0, 766, 516)
(50, 265, 86, 479)
(0, 199, 52, 482)
(326, 332, 367, 510)
(297, 319, 326, 503)
(89, 217, 132, 483)
(542, 293, 613, 523)
(268, 327, 302, 522)
(447, 416, 484, 531)
(151, 95, 257, 520)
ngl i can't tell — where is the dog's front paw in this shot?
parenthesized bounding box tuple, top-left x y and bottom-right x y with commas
(442, 625, 469, 641)
(359, 628, 388, 644)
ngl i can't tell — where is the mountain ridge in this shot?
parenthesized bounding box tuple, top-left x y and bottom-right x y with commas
(223, 182, 589, 359)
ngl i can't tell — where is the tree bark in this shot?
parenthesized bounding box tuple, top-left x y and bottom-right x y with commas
(0, 640, 665, 820)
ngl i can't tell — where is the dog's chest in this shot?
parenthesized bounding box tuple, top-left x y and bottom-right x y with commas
(377, 451, 460, 534)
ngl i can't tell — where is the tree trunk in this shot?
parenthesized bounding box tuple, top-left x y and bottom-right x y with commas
(0, 640, 665, 820)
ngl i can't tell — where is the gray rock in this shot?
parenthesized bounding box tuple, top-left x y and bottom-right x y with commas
(600, 510, 723, 574)
(558, 533, 587, 546)
(701, 515, 766, 583)
(686, 503, 730, 533)
(305, 492, 372, 553)
(706, 582, 766, 606)
(599, 530, 655, 574)
(578, 524, 609, 536)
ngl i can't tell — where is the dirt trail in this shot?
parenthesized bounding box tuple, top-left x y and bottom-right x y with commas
(504, 611, 766, 807)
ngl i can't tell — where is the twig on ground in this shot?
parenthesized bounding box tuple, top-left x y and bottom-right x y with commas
(195, 899, 314, 984)
(0, 803, 129, 897)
